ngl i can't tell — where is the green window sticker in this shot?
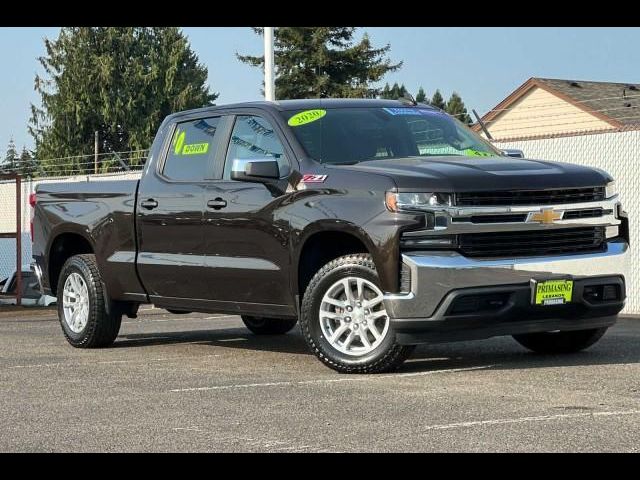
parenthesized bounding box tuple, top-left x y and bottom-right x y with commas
(463, 148, 493, 157)
(174, 130, 186, 155)
(182, 143, 209, 155)
(288, 109, 327, 127)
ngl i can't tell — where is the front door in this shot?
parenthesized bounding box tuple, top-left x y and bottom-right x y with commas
(203, 113, 295, 307)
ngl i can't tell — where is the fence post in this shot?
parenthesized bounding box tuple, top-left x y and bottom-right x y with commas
(94, 131, 99, 174)
(15, 174, 22, 306)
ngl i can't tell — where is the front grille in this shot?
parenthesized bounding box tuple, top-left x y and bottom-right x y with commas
(456, 187, 605, 206)
(458, 227, 605, 258)
(563, 208, 611, 220)
(452, 214, 528, 224)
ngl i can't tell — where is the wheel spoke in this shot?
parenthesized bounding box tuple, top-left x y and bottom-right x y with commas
(359, 330, 371, 349)
(70, 275, 80, 293)
(367, 323, 381, 340)
(356, 278, 364, 301)
(342, 330, 356, 348)
(320, 310, 343, 320)
(364, 294, 384, 308)
(342, 279, 354, 303)
(323, 297, 347, 309)
(329, 324, 350, 343)
(369, 310, 388, 320)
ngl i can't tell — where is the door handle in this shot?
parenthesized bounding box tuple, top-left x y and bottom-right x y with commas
(207, 198, 227, 210)
(140, 198, 159, 210)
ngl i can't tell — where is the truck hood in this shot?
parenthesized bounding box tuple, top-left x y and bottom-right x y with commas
(327, 156, 611, 191)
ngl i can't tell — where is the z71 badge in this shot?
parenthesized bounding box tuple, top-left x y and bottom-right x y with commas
(302, 174, 328, 183)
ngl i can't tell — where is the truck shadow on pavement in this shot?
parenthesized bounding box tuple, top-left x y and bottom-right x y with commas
(114, 320, 640, 373)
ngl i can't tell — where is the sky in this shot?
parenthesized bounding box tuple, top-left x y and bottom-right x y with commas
(0, 26, 639, 155)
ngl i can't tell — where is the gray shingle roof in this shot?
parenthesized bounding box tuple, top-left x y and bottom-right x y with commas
(536, 78, 640, 126)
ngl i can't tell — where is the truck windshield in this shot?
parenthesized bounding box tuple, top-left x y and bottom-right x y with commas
(282, 106, 502, 164)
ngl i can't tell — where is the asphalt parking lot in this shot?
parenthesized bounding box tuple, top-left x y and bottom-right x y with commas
(1, 307, 639, 452)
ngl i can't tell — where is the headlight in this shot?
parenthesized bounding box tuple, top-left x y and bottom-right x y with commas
(605, 181, 617, 199)
(385, 192, 452, 212)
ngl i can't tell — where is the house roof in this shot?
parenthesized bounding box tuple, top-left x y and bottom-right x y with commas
(474, 77, 640, 132)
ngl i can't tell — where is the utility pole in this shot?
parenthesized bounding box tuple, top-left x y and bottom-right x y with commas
(94, 131, 99, 174)
(264, 27, 275, 101)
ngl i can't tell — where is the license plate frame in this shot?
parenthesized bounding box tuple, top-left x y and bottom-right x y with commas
(531, 279, 574, 306)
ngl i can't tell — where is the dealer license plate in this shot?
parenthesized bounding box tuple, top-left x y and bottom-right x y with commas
(533, 279, 574, 306)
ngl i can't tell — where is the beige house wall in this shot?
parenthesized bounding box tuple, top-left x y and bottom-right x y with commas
(480, 87, 613, 140)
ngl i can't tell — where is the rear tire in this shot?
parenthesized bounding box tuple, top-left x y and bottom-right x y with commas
(57, 254, 122, 348)
(513, 327, 608, 354)
(299, 253, 414, 374)
(241, 315, 298, 335)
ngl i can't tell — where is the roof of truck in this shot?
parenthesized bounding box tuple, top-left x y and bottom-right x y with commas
(168, 98, 438, 120)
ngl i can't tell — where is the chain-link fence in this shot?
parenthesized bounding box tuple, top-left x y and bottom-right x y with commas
(0, 149, 148, 179)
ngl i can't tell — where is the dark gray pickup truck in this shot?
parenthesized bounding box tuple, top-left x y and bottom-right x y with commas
(32, 99, 630, 373)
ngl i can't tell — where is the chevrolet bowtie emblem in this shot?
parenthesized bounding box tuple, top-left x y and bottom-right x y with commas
(528, 208, 563, 224)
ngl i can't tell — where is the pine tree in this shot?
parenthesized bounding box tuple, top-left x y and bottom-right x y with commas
(1, 138, 19, 174)
(29, 27, 217, 174)
(381, 83, 392, 99)
(431, 90, 446, 110)
(445, 92, 472, 124)
(18, 147, 38, 177)
(380, 82, 408, 99)
(237, 28, 402, 99)
(416, 86, 427, 103)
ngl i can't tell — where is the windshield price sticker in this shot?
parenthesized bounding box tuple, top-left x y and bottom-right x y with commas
(463, 148, 493, 157)
(383, 107, 447, 117)
(288, 109, 327, 127)
(182, 143, 209, 155)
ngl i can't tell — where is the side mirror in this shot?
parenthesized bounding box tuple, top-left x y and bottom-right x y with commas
(230, 158, 280, 182)
(502, 148, 525, 158)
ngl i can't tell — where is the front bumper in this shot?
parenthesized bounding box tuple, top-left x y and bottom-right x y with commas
(383, 239, 628, 345)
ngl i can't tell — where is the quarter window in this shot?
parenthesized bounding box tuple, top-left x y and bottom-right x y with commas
(163, 117, 221, 181)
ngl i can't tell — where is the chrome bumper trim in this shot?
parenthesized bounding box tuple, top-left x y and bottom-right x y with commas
(406, 196, 621, 235)
(383, 239, 629, 319)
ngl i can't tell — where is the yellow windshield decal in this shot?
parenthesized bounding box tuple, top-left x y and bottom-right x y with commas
(288, 109, 327, 127)
(463, 148, 493, 157)
(174, 130, 185, 155)
(182, 143, 209, 155)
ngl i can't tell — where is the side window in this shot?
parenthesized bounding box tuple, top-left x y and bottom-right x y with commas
(163, 117, 221, 181)
(223, 115, 290, 180)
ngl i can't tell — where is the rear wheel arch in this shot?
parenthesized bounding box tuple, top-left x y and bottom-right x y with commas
(48, 231, 95, 293)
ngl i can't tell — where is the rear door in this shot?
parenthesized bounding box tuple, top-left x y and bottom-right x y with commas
(136, 115, 231, 303)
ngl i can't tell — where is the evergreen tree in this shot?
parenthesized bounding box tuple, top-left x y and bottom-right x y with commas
(380, 82, 408, 99)
(18, 147, 38, 177)
(431, 89, 446, 110)
(29, 27, 217, 174)
(445, 92, 472, 124)
(381, 83, 392, 99)
(237, 27, 402, 99)
(1, 138, 19, 174)
(415, 86, 427, 103)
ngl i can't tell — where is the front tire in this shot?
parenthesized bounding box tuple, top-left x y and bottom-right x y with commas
(241, 316, 298, 335)
(300, 254, 414, 374)
(57, 254, 122, 348)
(513, 327, 608, 354)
